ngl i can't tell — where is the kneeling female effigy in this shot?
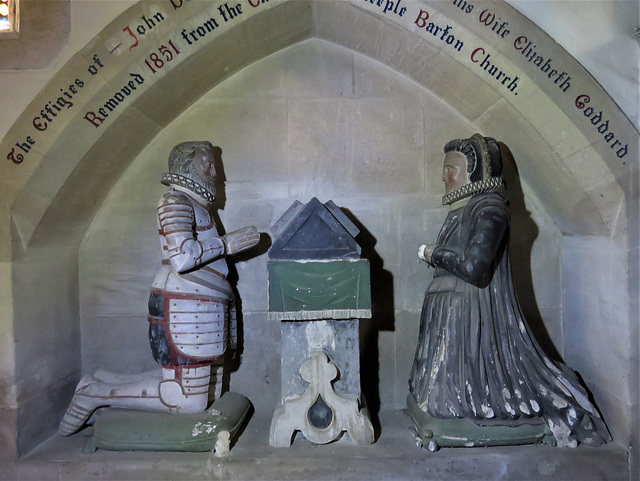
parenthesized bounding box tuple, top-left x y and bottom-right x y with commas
(408, 134, 611, 451)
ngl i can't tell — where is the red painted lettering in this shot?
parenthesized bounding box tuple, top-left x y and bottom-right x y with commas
(478, 9, 495, 26)
(33, 117, 47, 131)
(8, 148, 24, 164)
(84, 111, 105, 128)
(414, 9, 429, 28)
(575, 94, 590, 110)
(513, 35, 527, 50)
(470, 47, 485, 62)
(123, 25, 139, 51)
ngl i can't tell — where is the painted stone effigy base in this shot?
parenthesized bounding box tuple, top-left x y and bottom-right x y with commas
(82, 392, 251, 454)
(406, 393, 553, 452)
(270, 351, 374, 447)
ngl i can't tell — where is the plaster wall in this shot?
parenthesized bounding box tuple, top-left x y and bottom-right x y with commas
(562, 236, 632, 445)
(0, 261, 16, 460)
(509, 0, 639, 128)
(11, 244, 80, 452)
(78, 40, 565, 417)
(0, 1, 134, 458)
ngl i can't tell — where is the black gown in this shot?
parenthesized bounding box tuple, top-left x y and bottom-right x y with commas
(408, 192, 610, 447)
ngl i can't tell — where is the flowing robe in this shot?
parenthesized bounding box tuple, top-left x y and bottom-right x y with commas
(408, 192, 610, 447)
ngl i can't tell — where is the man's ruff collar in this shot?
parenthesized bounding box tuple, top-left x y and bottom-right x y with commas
(442, 177, 505, 206)
(161, 172, 215, 204)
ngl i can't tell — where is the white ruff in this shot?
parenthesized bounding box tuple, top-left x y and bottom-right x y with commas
(161, 172, 215, 204)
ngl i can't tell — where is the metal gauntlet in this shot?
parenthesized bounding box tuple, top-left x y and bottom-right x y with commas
(223, 226, 260, 255)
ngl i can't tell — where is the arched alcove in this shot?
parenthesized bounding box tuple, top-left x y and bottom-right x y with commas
(2, 1, 637, 471)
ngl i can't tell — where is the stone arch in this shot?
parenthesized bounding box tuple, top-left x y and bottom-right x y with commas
(2, 0, 637, 456)
(5, 1, 634, 248)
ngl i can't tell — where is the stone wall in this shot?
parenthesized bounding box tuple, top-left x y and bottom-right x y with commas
(79, 39, 565, 417)
(0, 0, 636, 463)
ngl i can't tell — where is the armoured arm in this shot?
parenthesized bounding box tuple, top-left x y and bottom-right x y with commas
(430, 202, 508, 288)
(158, 192, 260, 273)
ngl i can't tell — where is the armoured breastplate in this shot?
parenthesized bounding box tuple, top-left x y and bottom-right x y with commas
(153, 190, 232, 300)
(150, 189, 232, 362)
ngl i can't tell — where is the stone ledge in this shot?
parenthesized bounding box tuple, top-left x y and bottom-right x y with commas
(11, 410, 628, 481)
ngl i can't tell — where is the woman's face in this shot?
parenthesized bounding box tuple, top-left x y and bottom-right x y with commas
(442, 151, 471, 195)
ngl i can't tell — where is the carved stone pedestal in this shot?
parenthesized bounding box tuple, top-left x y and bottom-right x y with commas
(270, 350, 373, 446)
(267, 198, 374, 447)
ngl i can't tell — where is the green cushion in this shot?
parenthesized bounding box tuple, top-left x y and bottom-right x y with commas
(83, 392, 251, 453)
(406, 393, 552, 450)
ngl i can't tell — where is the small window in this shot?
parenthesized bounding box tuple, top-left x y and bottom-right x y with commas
(0, 0, 18, 33)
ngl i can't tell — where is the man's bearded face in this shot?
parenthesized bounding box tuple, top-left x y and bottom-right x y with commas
(189, 146, 217, 198)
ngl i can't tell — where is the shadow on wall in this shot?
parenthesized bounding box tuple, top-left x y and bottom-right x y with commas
(216, 144, 272, 381)
(500, 142, 561, 362)
(342, 208, 395, 433)
(226, 229, 272, 383)
(211, 146, 227, 212)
